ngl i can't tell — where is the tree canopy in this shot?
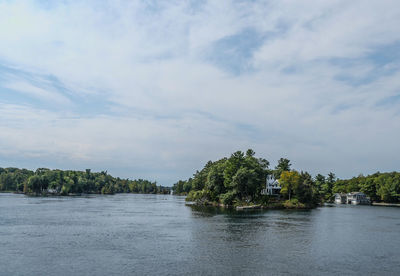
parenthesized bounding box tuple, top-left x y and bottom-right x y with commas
(172, 150, 400, 205)
(172, 149, 320, 206)
(0, 167, 170, 195)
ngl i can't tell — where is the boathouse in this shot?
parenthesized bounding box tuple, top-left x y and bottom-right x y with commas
(334, 192, 370, 205)
(334, 193, 347, 204)
(346, 192, 370, 205)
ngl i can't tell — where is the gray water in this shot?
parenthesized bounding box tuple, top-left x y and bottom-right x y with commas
(0, 193, 399, 276)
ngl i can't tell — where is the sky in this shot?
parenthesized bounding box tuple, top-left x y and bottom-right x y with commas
(0, 0, 400, 185)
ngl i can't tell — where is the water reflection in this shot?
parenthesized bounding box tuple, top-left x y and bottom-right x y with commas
(188, 204, 267, 217)
(185, 204, 318, 274)
(0, 194, 399, 275)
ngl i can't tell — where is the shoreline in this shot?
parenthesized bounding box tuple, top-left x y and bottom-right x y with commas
(0, 191, 171, 196)
(186, 201, 316, 210)
(372, 202, 400, 207)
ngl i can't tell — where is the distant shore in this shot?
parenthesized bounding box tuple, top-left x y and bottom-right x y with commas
(0, 191, 170, 197)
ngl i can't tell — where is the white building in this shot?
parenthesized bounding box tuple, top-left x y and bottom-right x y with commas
(261, 175, 281, 196)
(334, 192, 370, 205)
(334, 193, 347, 204)
(346, 192, 370, 205)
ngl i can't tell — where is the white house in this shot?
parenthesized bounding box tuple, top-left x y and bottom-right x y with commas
(261, 175, 281, 196)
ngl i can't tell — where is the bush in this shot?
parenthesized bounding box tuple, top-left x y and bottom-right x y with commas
(220, 190, 237, 205)
(186, 190, 196, 201)
(186, 190, 204, 201)
(283, 198, 305, 209)
(61, 185, 70, 195)
(256, 195, 270, 205)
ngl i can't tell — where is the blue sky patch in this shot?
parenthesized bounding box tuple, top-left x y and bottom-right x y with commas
(331, 41, 400, 87)
(0, 63, 113, 116)
(205, 28, 269, 75)
(376, 93, 400, 107)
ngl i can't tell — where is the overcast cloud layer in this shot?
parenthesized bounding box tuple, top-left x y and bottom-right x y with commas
(1, 0, 400, 185)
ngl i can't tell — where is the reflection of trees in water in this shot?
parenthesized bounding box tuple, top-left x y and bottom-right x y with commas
(186, 205, 313, 274)
(188, 204, 280, 244)
(188, 204, 314, 248)
(188, 204, 312, 224)
(187, 204, 240, 217)
(186, 205, 270, 274)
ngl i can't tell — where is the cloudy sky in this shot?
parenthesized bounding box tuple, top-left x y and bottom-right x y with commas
(0, 0, 399, 185)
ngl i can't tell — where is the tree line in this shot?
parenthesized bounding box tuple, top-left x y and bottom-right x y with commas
(0, 167, 171, 195)
(172, 149, 400, 206)
(331, 172, 400, 203)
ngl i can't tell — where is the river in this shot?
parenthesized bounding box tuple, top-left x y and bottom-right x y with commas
(0, 193, 399, 275)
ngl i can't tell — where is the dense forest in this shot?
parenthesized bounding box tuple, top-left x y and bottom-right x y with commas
(0, 167, 170, 195)
(172, 149, 400, 206)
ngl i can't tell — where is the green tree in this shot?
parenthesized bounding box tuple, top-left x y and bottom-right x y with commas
(315, 174, 325, 198)
(296, 171, 316, 203)
(0, 173, 13, 191)
(322, 172, 336, 201)
(231, 167, 258, 201)
(279, 171, 300, 200)
(206, 162, 226, 200)
(223, 151, 245, 189)
(26, 175, 43, 195)
(274, 158, 291, 179)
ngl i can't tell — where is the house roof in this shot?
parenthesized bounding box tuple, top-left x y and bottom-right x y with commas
(348, 192, 365, 195)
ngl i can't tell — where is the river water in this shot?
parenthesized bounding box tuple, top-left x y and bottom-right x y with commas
(0, 193, 399, 275)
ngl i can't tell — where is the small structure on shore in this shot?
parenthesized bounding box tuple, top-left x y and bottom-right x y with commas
(334, 193, 347, 204)
(261, 175, 281, 196)
(347, 192, 370, 205)
(334, 192, 370, 205)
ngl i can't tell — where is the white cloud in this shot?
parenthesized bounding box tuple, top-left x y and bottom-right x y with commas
(0, 0, 400, 184)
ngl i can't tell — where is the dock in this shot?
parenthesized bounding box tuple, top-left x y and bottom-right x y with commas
(236, 205, 261, 210)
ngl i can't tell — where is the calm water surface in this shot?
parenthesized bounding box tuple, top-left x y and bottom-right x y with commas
(0, 193, 399, 275)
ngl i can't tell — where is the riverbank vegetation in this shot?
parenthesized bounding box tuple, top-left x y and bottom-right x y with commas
(172, 149, 400, 208)
(332, 172, 400, 203)
(173, 150, 319, 208)
(0, 167, 170, 195)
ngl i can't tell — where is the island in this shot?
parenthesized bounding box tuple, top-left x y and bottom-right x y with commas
(172, 149, 400, 209)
